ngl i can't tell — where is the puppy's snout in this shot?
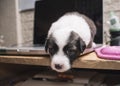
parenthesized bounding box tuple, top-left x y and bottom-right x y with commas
(55, 64, 63, 70)
(51, 56, 71, 72)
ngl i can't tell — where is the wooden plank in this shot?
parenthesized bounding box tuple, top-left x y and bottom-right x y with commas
(73, 52, 120, 70)
(0, 55, 50, 66)
(1, 52, 120, 70)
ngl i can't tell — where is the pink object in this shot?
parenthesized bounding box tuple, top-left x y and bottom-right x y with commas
(95, 46, 120, 60)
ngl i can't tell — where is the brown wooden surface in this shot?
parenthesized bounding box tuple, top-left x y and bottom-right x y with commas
(0, 52, 120, 70)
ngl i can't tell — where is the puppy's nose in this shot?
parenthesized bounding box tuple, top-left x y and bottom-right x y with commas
(55, 64, 63, 70)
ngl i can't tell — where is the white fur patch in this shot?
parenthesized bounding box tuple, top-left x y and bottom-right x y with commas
(51, 54, 71, 72)
(51, 38, 71, 72)
(48, 13, 91, 46)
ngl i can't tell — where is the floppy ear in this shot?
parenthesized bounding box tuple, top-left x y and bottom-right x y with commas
(79, 39, 86, 53)
(69, 31, 86, 53)
(45, 38, 49, 52)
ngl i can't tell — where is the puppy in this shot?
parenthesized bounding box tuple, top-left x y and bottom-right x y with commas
(45, 12, 96, 72)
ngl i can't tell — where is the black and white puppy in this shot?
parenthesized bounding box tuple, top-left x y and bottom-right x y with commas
(45, 12, 96, 72)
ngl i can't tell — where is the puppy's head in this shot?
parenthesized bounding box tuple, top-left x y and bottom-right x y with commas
(45, 31, 86, 72)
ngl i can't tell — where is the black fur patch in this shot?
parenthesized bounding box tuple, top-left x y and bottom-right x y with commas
(45, 35, 59, 56)
(63, 31, 86, 64)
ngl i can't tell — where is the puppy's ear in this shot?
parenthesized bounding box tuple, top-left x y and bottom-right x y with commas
(69, 31, 86, 53)
(79, 39, 86, 53)
(45, 38, 49, 52)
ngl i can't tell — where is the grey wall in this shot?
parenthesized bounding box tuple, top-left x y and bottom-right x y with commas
(0, 0, 18, 46)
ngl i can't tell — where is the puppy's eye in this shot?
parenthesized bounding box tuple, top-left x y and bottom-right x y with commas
(49, 47, 55, 55)
(66, 49, 76, 56)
